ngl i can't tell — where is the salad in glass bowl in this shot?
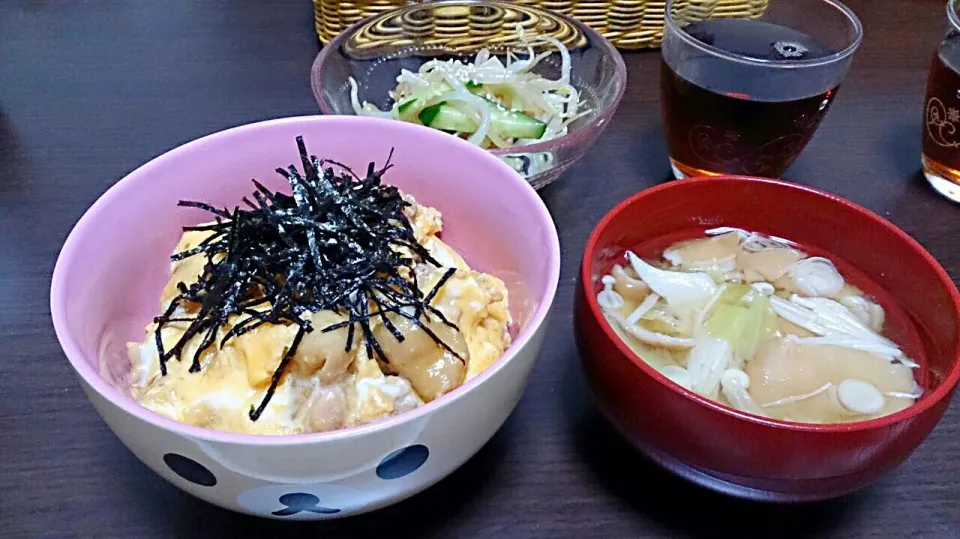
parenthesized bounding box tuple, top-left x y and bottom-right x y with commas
(312, 0, 626, 189)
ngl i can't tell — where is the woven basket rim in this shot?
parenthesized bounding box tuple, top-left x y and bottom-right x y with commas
(312, 0, 776, 50)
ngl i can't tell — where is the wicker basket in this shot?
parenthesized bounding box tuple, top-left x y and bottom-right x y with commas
(313, 0, 769, 50)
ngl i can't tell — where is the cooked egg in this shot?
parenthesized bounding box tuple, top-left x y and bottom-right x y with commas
(127, 197, 511, 435)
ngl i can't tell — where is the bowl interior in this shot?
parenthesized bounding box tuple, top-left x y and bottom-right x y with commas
(52, 116, 559, 430)
(584, 177, 960, 420)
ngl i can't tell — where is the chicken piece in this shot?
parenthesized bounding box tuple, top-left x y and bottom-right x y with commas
(229, 322, 297, 388)
(306, 385, 347, 433)
(294, 310, 360, 383)
(345, 354, 423, 426)
(373, 312, 467, 402)
(403, 194, 444, 242)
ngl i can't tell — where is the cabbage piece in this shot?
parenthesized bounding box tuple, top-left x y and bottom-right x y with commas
(739, 293, 777, 360)
(705, 304, 750, 346)
(703, 286, 776, 365)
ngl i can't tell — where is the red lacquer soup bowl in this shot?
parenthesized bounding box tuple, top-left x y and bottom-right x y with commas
(574, 176, 960, 502)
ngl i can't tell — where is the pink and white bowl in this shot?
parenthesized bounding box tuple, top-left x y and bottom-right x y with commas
(51, 116, 561, 519)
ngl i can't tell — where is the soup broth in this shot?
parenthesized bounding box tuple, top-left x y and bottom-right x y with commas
(596, 227, 924, 425)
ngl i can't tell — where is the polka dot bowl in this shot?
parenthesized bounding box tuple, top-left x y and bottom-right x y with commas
(51, 116, 560, 519)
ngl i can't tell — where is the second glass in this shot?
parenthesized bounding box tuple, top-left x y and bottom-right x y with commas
(921, 0, 960, 203)
(660, 0, 862, 179)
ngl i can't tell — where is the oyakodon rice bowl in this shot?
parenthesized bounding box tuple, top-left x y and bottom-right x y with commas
(51, 116, 560, 519)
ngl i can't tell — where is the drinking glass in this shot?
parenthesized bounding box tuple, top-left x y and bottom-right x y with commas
(661, 0, 862, 179)
(922, 0, 960, 203)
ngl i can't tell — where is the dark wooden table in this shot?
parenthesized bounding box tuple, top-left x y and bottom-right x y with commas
(1, 1, 958, 537)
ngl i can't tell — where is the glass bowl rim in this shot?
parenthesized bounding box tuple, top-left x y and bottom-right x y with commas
(949, 0, 960, 34)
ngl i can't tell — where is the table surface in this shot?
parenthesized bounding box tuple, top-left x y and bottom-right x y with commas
(1, 1, 958, 537)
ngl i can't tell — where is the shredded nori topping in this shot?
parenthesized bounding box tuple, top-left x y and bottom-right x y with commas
(153, 136, 462, 421)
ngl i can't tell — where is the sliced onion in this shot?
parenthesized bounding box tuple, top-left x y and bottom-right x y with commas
(486, 129, 513, 149)
(626, 293, 661, 325)
(380, 26, 583, 149)
(475, 48, 489, 65)
(348, 77, 391, 119)
(395, 69, 431, 93)
(507, 44, 537, 72)
(526, 35, 571, 89)
(609, 312, 696, 349)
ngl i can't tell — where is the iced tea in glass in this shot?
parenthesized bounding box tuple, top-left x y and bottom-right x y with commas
(922, 0, 960, 203)
(661, 0, 862, 179)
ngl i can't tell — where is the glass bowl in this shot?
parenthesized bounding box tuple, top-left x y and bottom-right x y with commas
(310, 0, 627, 189)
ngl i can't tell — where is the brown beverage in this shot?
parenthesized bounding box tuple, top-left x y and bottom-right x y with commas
(661, 19, 839, 178)
(922, 31, 960, 195)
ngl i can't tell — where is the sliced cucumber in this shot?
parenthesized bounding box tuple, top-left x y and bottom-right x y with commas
(393, 82, 452, 121)
(397, 97, 419, 114)
(489, 101, 547, 139)
(418, 100, 547, 140)
(395, 97, 424, 122)
(418, 102, 477, 132)
(466, 82, 516, 107)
